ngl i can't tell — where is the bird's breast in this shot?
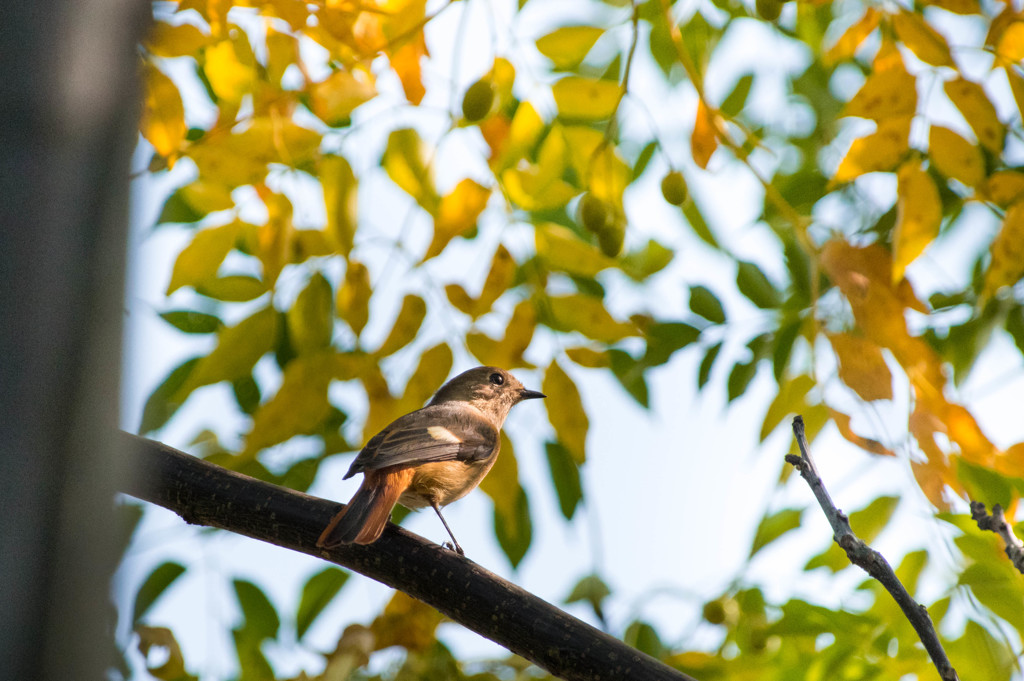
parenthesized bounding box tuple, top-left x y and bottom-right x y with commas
(398, 458, 496, 509)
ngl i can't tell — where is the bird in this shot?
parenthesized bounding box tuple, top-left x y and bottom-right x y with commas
(316, 366, 545, 554)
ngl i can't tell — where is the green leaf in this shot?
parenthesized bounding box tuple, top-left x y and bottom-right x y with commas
(682, 200, 721, 250)
(536, 26, 604, 70)
(698, 342, 722, 390)
(139, 356, 201, 434)
(544, 294, 636, 343)
(749, 508, 803, 558)
(287, 272, 334, 354)
(232, 374, 261, 415)
(383, 128, 439, 213)
(174, 306, 279, 401)
(957, 459, 1022, 507)
(632, 141, 657, 180)
(167, 221, 242, 293)
(688, 285, 725, 324)
(771, 320, 801, 382)
(609, 349, 649, 407)
(736, 261, 781, 309)
(159, 310, 223, 334)
(132, 562, 187, 624)
(946, 621, 1015, 681)
(536, 223, 613, 278)
(895, 549, 928, 598)
(623, 620, 665, 659)
(1006, 306, 1024, 355)
(494, 486, 532, 568)
(958, 563, 1024, 632)
(156, 187, 205, 225)
(643, 322, 700, 366)
(727, 360, 757, 402)
(721, 73, 754, 117)
(195, 275, 267, 302)
(233, 579, 280, 640)
(566, 573, 611, 622)
(543, 360, 589, 463)
(244, 351, 334, 455)
(296, 567, 350, 640)
(806, 496, 900, 573)
(620, 240, 674, 281)
(545, 442, 582, 520)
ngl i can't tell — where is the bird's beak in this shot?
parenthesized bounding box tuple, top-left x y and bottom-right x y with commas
(519, 389, 546, 401)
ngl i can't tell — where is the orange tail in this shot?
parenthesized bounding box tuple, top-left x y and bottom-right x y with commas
(317, 467, 414, 548)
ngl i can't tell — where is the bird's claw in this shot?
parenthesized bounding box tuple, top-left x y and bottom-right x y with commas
(442, 541, 465, 555)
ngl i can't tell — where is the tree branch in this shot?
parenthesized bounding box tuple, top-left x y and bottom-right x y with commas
(786, 417, 959, 681)
(121, 433, 693, 681)
(970, 500, 1024, 574)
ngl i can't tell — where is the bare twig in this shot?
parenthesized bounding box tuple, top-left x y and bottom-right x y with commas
(786, 416, 959, 681)
(970, 500, 1024, 574)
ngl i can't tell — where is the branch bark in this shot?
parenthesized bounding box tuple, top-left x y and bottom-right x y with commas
(122, 433, 693, 681)
(786, 416, 959, 681)
(970, 500, 1024, 574)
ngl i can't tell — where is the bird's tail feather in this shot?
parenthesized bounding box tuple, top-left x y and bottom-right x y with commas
(317, 467, 414, 548)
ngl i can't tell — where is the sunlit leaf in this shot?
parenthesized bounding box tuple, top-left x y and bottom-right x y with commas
(296, 567, 349, 640)
(929, 125, 985, 188)
(196, 275, 267, 302)
(141, 64, 186, 161)
(843, 61, 917, 120)
(982, 170, 1024, 207)
(320, 155, 358, 257)
(981, 201, 1024, 300)
(824, 8, 880, 65)
(424, 179, 491, 261)
(543, 359, 589, 464)
(244, 350, 334, 455)
(925, 0, 980, 13)
(466, 300, 536, 368)
(619, 240, 674, 281)
(479, 432, 532, 566)
(376, 294, 427, 357)
(691, 99, 719, 169)
(395, 343, 453, 415)
(543, 293, 636, 343)
(829, 408, 895, 456)
(370, 591, 442, 653)
(828, 333, 893, 401)
(947, 621, 1015, 680)
(760, 374, 814, 441)
(552, 77, 621, 120)
(536, 26, 604, 69)
(383, 128, 439, 213)
(145, 21, 214, 57)
(892, 10, 954, 66)
(944, 77, 1005, 154)
(805, 496, 900, 572)
(287, 273, 333, 354)
(204, 37, 253, 104)
(832, 116, 911, 182)
(337, 260, 371, 336)
(720, 74, 754, 117)
(310, 68, 376, 126)
(536, 223, 613, 278)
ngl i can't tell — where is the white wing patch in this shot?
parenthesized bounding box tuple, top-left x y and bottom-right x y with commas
(426, 426, 461, 443)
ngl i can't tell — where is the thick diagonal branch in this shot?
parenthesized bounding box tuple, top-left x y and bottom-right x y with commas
(970, 501, 1024, 574)
(121, 433, 692, 681)
(786, 417, 959, 681)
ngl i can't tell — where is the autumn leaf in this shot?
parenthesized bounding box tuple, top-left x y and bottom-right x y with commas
(824, 8, 880, 65)
(320, 155, 358, 257)
(423, 179, 491, 261)
(832, 117, 911, 182)
(828, 333, 893, 401)
(337, 260, 371, 336)
(552, 77, 621, 120)
(891, 10, 954, 67)
(691, 99, 719, 169)
(204, 36, 254, 104)
(828, 408, 895, 456)
(843, 60, 917, 120)
(375, 295, 427, 357)
(944, 77, 1005, 154)
(982, 170, 1024, 207)
(244, 350, 334, 456)
(543, 359, 589, 464)
(383, 128, 439, 213)
(536, 26, 604, 69)
(929, 125, 985, 187)
(981, 201, 1024, 300)
(167, 221, 243, 294)
(892, 160, 942, 282)
(141, 64, 186, 161)
(310, 68, 376, 126)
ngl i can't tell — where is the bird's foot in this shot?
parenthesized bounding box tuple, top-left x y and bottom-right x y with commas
(442, 541, 465, 556)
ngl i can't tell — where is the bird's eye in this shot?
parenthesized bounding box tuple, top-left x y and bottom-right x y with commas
(489, 372, 505, 385)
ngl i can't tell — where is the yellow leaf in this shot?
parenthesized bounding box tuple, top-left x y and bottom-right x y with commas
(944, 77, 1004, 154)
(832, 116, 911, 182)
(390, 38, 426, 105)
(495, 101, 544, 172)
(824, 8, 880, 65)
(982, 201, 1024, 299)
(891, 10, 954, 67)
(843, 61, 917, 120)
(760, 374, 814, 441)
(383, 128, 439, 213)
(981, 170, 1024, 207)
(893, 160, 942, 282)
(477, 245, 517, 315)
(929, 125, 985, 187)
(423, 179, 491, 261)
(310, 68, 376, 126)
(370, 591, 442, 653)
(552, 77, 621, 120)
(141, 64, 186, 160)
(204, 37, 253, 104)
(244, 350, 334, 455)
(257, 189, 294, 287)
(542, 360, 589, 464)
(375, 294, 426, 357)
(828, 333, 893, 401)
(167, 221, 241, 294)
(466, 300, 536, 369)
(994, 20, 1024, 67)
(565, 346, 610, 368)
(501, 164, 577, 211)
(924, 0, 980, 14)
(395, 343, 453, 414)
(543, 294, 636, 343)
(536, 26, 604, 69)
(189, 118, 320, 187)
(536, 223, 613, 277)
(828, 408, 895, 456)
(174, 306, 279, 400)
(1007, 66, 1024, 121)
(145, 21, 213, 58)
(691, 99, 720, 169)
(478, 430, 521, 525)
(265, 29, 297, 86)
(286, 272, 334, 354)
(320, 155, 358, 256)
(337, 260, 371, 336)
(445, 284, 476, 317)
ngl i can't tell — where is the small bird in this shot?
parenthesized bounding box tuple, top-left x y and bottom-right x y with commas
(317, 366, 544, 554)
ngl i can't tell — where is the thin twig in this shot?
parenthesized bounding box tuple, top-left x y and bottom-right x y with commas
(786, 416, 960, 681)
(970, 500, 1024, 574)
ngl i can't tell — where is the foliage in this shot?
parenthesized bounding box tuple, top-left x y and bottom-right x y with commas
(126, 0, 1024, 678)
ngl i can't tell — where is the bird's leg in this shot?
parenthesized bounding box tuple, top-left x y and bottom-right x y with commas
(430, 500, 464, 555)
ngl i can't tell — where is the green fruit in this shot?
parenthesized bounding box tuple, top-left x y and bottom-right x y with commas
(756, 0, 783, 21)
(461, 78, 495, 122)
(579, 193, 608, 234)
(660, 171, 688, 205)
(596, 223, 625, 257)
(702, 600, 727, 625)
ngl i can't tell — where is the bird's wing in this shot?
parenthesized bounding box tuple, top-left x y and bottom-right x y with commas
(343, 404, 498, 478)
